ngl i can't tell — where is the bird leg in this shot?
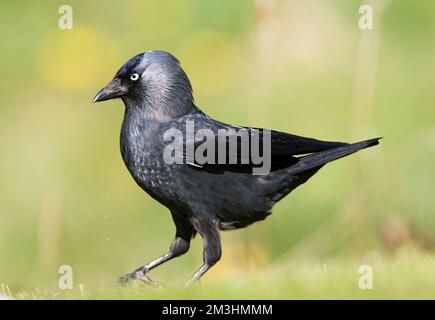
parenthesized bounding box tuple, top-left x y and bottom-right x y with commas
(184, 221, 221, 287)
(117, 236, 190, 287)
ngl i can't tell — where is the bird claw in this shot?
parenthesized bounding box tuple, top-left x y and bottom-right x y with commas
(116, 273, 136, 287)
(138, 274, 164, 288)
(116, 269, 163, 288)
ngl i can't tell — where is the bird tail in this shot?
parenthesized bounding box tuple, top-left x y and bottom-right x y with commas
(285, 137, 381, 175)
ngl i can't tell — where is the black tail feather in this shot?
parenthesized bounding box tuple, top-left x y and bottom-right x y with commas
(285, 137, 381, 175)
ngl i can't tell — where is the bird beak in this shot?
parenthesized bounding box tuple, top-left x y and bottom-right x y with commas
(93, 78, 128, 103)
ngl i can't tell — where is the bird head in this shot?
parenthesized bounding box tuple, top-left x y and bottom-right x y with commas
(93, 50, 195, 118)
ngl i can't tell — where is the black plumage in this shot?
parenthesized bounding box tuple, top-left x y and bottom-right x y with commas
(93, 50, 380, 286)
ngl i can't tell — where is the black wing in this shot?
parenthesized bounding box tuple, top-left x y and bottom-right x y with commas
(169, 115, 347, 174)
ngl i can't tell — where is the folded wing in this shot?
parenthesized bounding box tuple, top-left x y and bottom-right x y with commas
(176, 118, 347, 174)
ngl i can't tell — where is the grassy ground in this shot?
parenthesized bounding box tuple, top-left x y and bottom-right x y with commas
(6, 252, 435, 300)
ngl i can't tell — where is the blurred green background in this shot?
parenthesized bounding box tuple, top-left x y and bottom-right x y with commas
(1, 0, 434, 299)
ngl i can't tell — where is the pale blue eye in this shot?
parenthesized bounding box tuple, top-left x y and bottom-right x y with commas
(130, 73, 140, 81)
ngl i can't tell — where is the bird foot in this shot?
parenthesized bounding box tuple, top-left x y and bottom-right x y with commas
(116, 269, 163, 288)
(183, 278, 196, 288)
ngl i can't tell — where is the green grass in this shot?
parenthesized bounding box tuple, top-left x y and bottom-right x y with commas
(7, 253, 435, 300)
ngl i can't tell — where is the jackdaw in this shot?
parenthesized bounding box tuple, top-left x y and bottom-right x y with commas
(93, 50, 380, 286)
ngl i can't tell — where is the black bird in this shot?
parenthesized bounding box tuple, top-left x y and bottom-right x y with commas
(93, 50, 380, 286)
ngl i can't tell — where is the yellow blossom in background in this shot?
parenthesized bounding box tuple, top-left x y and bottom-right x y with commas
(37, 26, 121, 92)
